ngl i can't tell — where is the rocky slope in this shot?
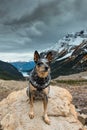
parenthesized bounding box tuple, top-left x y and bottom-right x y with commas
(11, 61, 35, 73)
(7, 30, 87, 79)
(0, 85, 86, 130)
(50, 30, 87, 79)
(38, 30, 87, 79)
(0, 60, 24, 80)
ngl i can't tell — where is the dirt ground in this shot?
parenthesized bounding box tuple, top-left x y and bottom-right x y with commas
(0, 80, 28, 101)
(52, 71, 87, 114)
(55, 83, 87, 114)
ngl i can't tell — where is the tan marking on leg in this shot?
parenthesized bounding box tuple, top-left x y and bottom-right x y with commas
(43, 95, 50, 125)
(29, 93, 34, 119)
(42, 87, 49, 95)
(29, 84, 36, 119)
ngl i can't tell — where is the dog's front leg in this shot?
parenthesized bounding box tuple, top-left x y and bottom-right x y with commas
(29, 92, 34, 119)
(43, 95, 50, 125)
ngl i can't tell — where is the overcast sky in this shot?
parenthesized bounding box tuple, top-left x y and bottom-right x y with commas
(0, 0, 87, 61)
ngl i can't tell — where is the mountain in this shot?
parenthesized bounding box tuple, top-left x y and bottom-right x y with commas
(51, 30, 87, 51)
(50, 30, 87, 79)
(11, 61, 35, 72)
(0, 60, 24, 80)
(10, 30, 87, 79)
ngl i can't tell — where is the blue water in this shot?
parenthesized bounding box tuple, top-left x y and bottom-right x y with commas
(21, 72, 29, 77)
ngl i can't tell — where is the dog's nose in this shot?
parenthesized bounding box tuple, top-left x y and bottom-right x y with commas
(45, 67, 48, 71)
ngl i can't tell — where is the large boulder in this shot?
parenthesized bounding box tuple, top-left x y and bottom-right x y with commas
(0, 85, 86, 130)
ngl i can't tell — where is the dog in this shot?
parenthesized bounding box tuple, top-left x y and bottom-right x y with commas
(26, 50, 53, 125)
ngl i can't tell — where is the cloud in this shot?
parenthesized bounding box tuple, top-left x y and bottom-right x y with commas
(0, 52, 34, 62)
(0, 0, 87, 61)
(3, 0, 61, 26)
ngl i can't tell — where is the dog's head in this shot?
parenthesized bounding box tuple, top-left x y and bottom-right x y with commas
(34, 51, 53, 78)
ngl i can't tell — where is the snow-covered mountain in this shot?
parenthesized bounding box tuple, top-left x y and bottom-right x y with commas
(50, 30, 87, 79)
(51, 30, 87, 59)
(10, 61, 35, 77)
(11, 30, 87, 79)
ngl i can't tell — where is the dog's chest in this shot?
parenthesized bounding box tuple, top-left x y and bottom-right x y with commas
(33, 90, 45, 100)
(30, 70, 51, 90)
(33, 73, 48, 84)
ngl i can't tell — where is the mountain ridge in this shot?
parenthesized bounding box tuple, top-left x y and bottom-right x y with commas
(0, 60, 24, 80)
(50, 30, 87, 79)
(9, 29, 87, 79)
(11, 61, 35, 72)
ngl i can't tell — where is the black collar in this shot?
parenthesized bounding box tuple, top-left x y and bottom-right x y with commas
(29, 69, 51, 91)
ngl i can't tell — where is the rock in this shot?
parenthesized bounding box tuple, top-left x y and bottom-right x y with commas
(0, 85, 86, 130)
(81, 109, 87, 114)
(78, 113, 87, 125)
(84, 125, 87, 129)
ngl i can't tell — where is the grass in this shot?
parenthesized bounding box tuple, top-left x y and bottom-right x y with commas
(54, 79, 87, 85)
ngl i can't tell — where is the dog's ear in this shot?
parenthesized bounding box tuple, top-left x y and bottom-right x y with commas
(46, 51, 53, 62)
(34, 51, 40, 63)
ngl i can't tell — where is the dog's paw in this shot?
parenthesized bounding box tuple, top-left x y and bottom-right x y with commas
(43, 116, 51, 125)
(29, 112, 34, 119)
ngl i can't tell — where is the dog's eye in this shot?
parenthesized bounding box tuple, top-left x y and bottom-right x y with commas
(37, 62, 42, 66)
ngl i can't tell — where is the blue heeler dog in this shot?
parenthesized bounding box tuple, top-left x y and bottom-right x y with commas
(26, 50, 53, 125)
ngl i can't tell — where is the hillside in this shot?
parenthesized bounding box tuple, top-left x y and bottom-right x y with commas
(0, 80, 27, 101)
(11, 61, 35, 72)
(49, 30, 87, 79)
(8, 30, 87, 79)
(0, 60, 24, 80)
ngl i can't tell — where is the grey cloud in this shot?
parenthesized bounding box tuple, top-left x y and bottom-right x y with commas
(3, 0, 62, 26)
(0, 0, 87, 61)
